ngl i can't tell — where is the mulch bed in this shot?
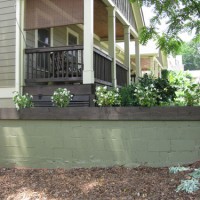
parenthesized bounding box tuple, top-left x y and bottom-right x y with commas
(0, 161, 200, 200)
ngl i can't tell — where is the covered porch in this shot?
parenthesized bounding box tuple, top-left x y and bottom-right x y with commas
(22, 0, 142, 107)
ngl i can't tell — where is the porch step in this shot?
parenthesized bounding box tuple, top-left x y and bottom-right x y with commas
(23, 84, 95, 107)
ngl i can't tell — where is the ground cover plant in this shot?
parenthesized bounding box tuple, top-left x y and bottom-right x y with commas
(0, 161, 200, 199)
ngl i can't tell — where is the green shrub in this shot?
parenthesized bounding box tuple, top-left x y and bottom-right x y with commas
(154, 78, 177, 105)
(120, 85, 139, 106)
(168, 71, 200, 106)
(120, 74, 176, 107)
(13, 91, 33, 110)
(51, 88, 73, 107)
(94, 86, 121, 107)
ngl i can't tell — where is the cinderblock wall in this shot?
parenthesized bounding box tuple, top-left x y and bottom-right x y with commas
(0, 120, 199, 168)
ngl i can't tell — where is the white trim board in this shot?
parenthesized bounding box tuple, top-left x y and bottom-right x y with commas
(0, 88, 15, 98)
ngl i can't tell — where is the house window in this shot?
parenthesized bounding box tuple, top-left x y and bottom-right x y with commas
(66, 28, 79, 45)
(68, 33, 78, 45)
(38, 29, 50, 47)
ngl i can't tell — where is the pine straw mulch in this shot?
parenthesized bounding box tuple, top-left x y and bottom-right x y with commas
(0, 161, 200, 200)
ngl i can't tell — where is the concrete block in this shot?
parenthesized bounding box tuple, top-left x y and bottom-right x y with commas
(127, 139, 148, 152)
(53, 148, 73, 160)
(104, 139, 125, 151)
(171, 140, 196, 151)
(168, 151, 199, 165)
(44, 136, 64, 148)
(148, 140, 171, 152)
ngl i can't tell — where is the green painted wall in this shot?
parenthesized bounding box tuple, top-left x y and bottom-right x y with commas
(0, 120, 199, 168)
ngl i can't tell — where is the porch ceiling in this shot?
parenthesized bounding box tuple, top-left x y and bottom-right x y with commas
(94, 0, 126, 40)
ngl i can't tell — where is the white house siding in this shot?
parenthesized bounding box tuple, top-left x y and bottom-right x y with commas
(26, 30, 35, 48)
(54, 27, 66, 47)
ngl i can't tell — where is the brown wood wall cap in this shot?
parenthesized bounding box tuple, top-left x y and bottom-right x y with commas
(0, 107, 200, 121)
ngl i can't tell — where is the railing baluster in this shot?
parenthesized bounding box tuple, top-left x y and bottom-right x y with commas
(75, 50, 78, 77)
(48, 52, 50, 78)
(66, 51, 69, 78)
(52, 52, 55, 78)
(61, 51, 64, 78)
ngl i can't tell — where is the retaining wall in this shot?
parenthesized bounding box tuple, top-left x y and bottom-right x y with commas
(0, 107, 200, 168)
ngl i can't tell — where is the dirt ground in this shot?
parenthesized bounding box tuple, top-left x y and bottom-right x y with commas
(0, 161, 200, 200)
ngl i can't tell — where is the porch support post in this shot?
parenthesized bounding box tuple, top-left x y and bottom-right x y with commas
(83, 0, 94, 84)
(150, 56, 154, 75)
(135, 38, 141, 82)
(107, 6, 117, 87)
(155, 63, 159, 78)
(124, 25, 131, 85)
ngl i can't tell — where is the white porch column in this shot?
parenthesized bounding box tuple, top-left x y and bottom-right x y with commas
(155, 63, 159, 78)
(107, 6, 117, 87)
(135, 38, 141, 82)
(83, 0, 94, 84)
(124, 25, 131, 85)
(150, 56, 154, 75)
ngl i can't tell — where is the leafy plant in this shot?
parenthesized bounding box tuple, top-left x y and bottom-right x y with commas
(183, 84, 200, 106)
(51, 88, 73, 107)
(169, 166, 190, 174)
(168, 71, 200, 106)
(130, 0, 200, 55)
(13, 91, 33, 110)
(133, 74, 176, 107)
(134, 83, 158, 107)
(190, 169, 200, 179)
(94, 86, 121, 107)
(119, 85, 139, 106)
(176, 179, 200, 193)
(154, 78, 176, 105)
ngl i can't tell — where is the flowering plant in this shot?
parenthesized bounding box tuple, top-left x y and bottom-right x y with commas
(13, 91, 33, 110)
(94, 86, 121, 106)
(51, 88, 73, 107)
(134, 84, 159, 107)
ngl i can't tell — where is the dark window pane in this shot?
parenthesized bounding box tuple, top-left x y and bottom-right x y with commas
(38, 29, 50, 47)
(68, 33, 77, 45)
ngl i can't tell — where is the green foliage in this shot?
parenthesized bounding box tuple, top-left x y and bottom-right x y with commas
(190, 169, 200, 179)
(183, 84, 200, 106)
(134, 81, 158, 107)
(136, 74, 176, 106)
(176, 179, 200, 193)
(168, 71, 200, 106)
(13, 92, 33, 110)
(169, 166, 190, 174)
(51, 88, 73, 107)
(94, 86, 121, 107)
(119, 85, 139, 106)
(180, 41, 200, 70)
(95, 72, 199, 107)
(130, 0, 200, 54)
(161, 70, 170, 80)
(120, 74, 176, 107)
